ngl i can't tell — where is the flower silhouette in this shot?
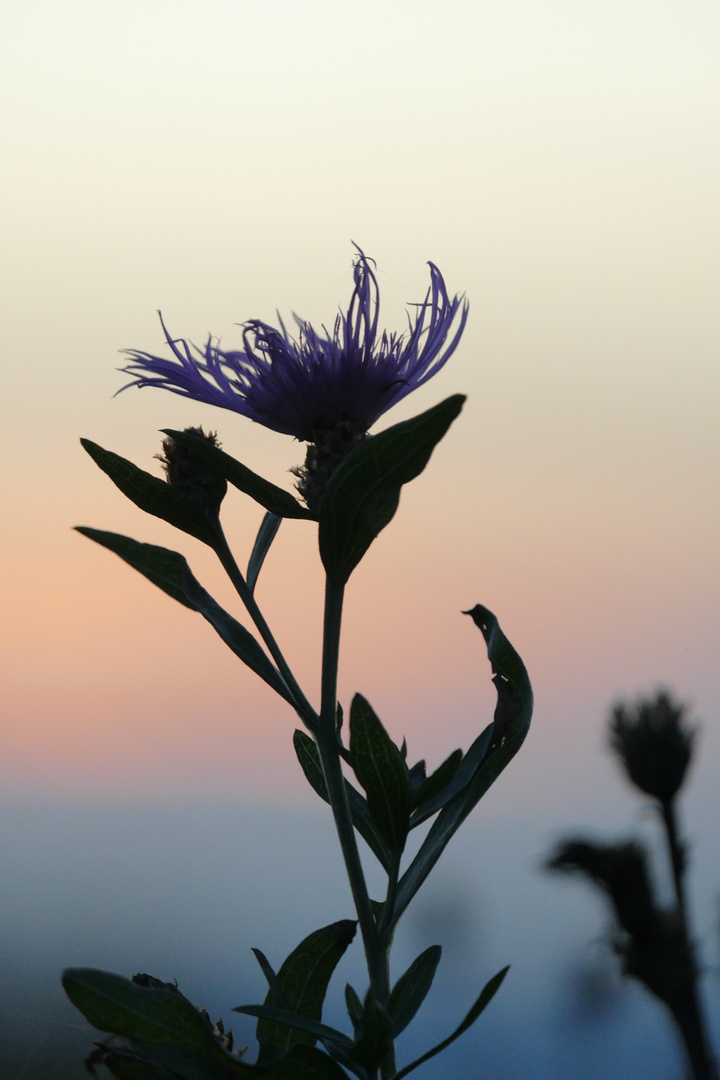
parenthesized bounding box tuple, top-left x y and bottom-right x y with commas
(121, 247, 468, 444)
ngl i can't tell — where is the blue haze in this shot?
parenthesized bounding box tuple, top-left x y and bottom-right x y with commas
(0, 801, 717, 1079)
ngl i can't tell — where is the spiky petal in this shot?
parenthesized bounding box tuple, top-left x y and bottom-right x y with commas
(120, 248, 468, 442)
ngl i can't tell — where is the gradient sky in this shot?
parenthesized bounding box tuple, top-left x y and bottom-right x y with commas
(2, 0, 719, 828)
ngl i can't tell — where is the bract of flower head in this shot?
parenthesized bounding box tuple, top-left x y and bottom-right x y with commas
(120, 247, 468, 444)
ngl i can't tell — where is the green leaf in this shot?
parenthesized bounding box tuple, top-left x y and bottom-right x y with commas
(409, 749, 461, 815)
(76, 529, 292, 703)
(391, 606, 532, 927)
(394, 967, 509, 1079)
(81, 440, 220, 547)
(61, 968, 244, 1080)
(234, 1007, 353, 1052)
(349, 695, 410, 853)
(387, 946, 442, 1038)
(414, 750, 462, 804)
(293, 731, 391, 872)
(162, 430, 314, 520)
(249, 921, 357, 1062)
(319, 396, 465, 583)
(247, 513, 282, 594)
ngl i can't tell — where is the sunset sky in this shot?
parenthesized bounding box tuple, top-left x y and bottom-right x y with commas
(3, 0, 719, 830)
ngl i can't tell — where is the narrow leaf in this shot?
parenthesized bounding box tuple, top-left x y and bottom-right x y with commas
(344, 985, 363, 1039)
(319, 395, 465, 583)
(394, 967, 509, 1080)
(409, 749, 463, 819)
(234, 1007, 352, 1051)
(387, 946, 441, 1037)
(464, 603, 533, 740)
(181, 573, 292, 702)
(409, 726, 493, 828)
(251, 921, 357, 1061)
(247, 513, 282, 593)
(392, 606, 532, 927)
(81, 440, 220, 547)
(349, 695, 410, 853)
(251, 950, 291, 1012)
(163, 430, 314, 520)
(76, 527, 196, 608)
(77, 529, 291, 703)
(293, 731, 391, 871)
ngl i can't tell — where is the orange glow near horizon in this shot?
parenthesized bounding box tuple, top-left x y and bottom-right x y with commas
(2, 0, 719, 813)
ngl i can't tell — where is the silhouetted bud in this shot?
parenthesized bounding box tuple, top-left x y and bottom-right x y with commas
(158, 426, 227, 516)
(609, 690, 695, 803)
(291, 418, 367, 514)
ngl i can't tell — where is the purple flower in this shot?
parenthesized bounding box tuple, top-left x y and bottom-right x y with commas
(120, 248, 468, 443)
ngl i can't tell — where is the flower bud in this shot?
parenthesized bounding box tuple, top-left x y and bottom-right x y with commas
(157, 426, 227, 517)
(291, 418, 367, 513)
(609, 690, 695, 803)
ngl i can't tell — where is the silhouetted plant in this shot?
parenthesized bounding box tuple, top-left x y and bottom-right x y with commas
(63, 247, 532, 1080)
(547, 690, 717, 1080)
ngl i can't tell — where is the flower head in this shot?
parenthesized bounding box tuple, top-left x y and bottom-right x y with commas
(609, 689, 695, 803)
(120, 247, 468, 444)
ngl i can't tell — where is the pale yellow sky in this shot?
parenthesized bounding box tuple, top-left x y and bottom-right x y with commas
(1, 0, 719, 814)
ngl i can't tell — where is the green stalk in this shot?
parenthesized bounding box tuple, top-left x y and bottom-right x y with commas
(317, 574, 397, 1078)
(379, 850, 402, 944)
(377, 850, 401, 1080)
(316, 575, 377, 954)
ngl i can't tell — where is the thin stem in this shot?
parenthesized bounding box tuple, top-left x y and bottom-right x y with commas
(317, 574, 397, 1078)
(379, 850, 402, 944)
(212, 528, 318, 730)
(377, 851, 401, 1080)
(316, 576, 378, 954)
(660, 798, 718, 1080)
(661, 799, 688, 926)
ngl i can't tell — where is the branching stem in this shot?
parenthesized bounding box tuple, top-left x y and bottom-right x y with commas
(213, 528, 318, 731)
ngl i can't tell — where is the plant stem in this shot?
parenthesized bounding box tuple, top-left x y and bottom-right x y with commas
(317, 574, 397, 1078)
(379, 850, 402, 943)
(660, 798, 718, 1080)
(213, 529, 318, 730)
(317, 575, 377, 953)
(662, 799, 688, 926)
